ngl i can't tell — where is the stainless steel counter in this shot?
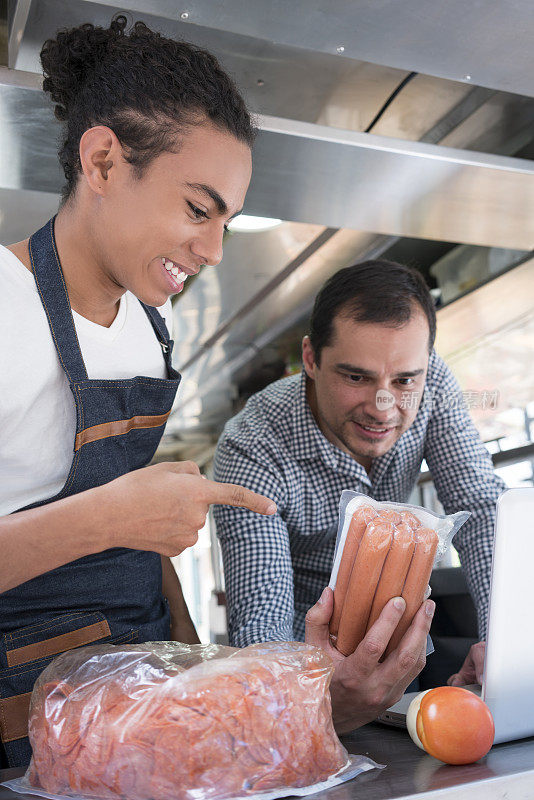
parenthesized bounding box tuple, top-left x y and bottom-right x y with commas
(1, 723, 534, 800)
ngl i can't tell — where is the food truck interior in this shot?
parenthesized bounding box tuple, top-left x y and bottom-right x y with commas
(1, 2, 534, 798)
(0, 0, 533, 712)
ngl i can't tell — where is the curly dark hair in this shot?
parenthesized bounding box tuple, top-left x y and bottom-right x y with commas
(40, 15, 255, 202)
(310, 260, 437, 361)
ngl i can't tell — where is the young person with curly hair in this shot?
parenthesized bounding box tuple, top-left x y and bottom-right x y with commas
(0, 16, 276, 767)
(0, 17, 437, 769)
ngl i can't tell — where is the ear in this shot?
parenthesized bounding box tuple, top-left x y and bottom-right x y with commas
(79, 126, 122, 196)
(302, 335, 317, 380)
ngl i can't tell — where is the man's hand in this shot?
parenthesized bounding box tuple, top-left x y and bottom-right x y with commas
(447, 641, 485, 687)
(305, 587, 435, 734)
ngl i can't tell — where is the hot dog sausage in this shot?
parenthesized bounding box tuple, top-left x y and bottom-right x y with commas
(378, 509, 402, 524)
(330, 505, 377, 636)
(385, 527, 438, 657)
(366, 522, 415, 633)
(399, 510, 422, 529)
(336, 521, 394, 656)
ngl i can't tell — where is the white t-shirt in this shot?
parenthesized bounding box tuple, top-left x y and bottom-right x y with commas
(0, 245, 173, 516)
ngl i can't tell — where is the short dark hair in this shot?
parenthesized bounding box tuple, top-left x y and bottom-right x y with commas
(309, 260, 436, 363)
(40, 15, 255, 202)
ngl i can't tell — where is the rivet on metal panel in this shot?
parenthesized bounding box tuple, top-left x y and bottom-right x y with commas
(336, 46, 345, 54)
(180, 11, 190, 20)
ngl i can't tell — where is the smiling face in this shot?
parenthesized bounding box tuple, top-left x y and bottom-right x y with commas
(88, 120, 252, 306)
(302, 308, 430, 469)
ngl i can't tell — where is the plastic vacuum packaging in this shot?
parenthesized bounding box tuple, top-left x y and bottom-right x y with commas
(329, 491, 470, 657)
(11, 641, 381, 800)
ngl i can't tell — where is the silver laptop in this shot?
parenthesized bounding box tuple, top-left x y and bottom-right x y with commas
(378, 488, 534, 745)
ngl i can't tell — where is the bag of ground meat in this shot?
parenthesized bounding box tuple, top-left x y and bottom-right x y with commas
(8, 641, 380, 800)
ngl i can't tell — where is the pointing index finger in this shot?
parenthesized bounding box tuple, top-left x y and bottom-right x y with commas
(204, 480, 277, 516)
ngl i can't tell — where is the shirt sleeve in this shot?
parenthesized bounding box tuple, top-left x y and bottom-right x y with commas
(423, 355, 506, 640)
(213, 436, 295, 647)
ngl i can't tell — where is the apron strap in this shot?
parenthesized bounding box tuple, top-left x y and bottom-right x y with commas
(29, 218, 88, 383)
(140, 302, 172, 346)
(29, 217, 178, 381)
(140, 302, 178, 375)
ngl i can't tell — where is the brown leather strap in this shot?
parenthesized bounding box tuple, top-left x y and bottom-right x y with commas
(0, 693, 32, 743)
(6, 620, 111, 667)
(74, 410, 171, 451)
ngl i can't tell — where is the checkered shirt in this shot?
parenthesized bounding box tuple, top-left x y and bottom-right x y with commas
(213, 350, 506, 646)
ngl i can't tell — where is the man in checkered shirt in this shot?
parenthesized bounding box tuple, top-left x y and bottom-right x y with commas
(214, 261, 505, 730)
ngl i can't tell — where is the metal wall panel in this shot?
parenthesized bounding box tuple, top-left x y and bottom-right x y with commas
(2, 77, 532, 251)
(66, 0, 534, 97)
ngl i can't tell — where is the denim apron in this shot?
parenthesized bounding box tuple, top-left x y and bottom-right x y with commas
(0, 218, 181, 767)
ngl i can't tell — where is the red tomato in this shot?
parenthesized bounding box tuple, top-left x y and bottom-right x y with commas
(407, 687, 495, 765)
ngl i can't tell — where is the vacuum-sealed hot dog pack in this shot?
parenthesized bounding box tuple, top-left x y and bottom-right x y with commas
(329, 491, 470, 656)
(7, 641, 381, 800)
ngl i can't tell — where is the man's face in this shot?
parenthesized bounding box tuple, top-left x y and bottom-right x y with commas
(302, 309, 430, 466)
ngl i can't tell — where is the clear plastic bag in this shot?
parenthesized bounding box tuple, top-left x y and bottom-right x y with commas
(10, 641, 382, 800)
(328, 491, 470, 657)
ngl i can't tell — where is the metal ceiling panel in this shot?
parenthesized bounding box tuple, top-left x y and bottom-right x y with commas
(246, 115, 534, 251)
(36, 0, 534, 97)
(8, 1, 534, 163)
(1, 76, 532, 250)
(439, 94, 534, 157)
(10, 0, 413, 131)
